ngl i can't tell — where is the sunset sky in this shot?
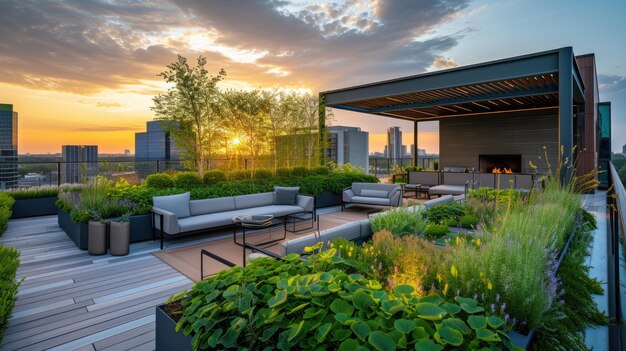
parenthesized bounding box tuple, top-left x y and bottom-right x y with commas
(0, 0, 624, 154)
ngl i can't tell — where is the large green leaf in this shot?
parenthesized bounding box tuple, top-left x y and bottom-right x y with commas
(394, 284, 415, 296)
(382, 299, 406, 315)
(476, 328, 501, 342)
(339, 338, 360, 351)
(467, 315, 487, 330)
(487, 316, 505, 329)
(460, 303, 485, 314)
(368, 331, 397, 351)
(352, 290, 376, 311)
(442, 318, 471, 335)
(441, 302, 461, 315)
(268, 289, 288, 308)
(351, 320, 372, 341)
(222, 284, 239, 298)
(414, 339, 444, 351)
(315, 322, 333, 343)
(287, 320, 305, 341)
(415, 303, 447, 321)
(394, 319, 417, 334)
(436, 326, 463, 346)
(420, 295, 444, 305)
(331, 298, 355, 316)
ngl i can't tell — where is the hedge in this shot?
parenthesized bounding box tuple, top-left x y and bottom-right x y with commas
(0, 245, 21, 345)
(0, 193, 14, 235)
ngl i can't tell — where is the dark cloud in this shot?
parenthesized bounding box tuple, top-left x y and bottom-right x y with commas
(0, 0, 470, 94)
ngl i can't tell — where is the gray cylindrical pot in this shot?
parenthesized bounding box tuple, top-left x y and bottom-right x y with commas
(109, 221, 130, 256)
(88, 221, 107, 255)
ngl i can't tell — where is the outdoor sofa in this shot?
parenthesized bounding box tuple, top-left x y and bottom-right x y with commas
(342, 182, 402, 211)
(151, 188, 314, 249)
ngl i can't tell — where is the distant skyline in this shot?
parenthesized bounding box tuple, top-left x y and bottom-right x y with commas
(0, 0, 624, 154)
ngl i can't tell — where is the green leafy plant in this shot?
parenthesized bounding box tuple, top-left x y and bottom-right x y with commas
(167, 252, 519, 351)
(0, 244, 22, 344)
(442, 218, 458, 227)
(203, 170, 227, 185)
(292, 166, 309, 177)
(145, 173, 175, 188)
(173, 172, 203, 189)
(424, 223, 449, 240)
(370, 207, 426, 237)
(253, 168, 274, 180)
(0, 193, 14, 235)
(275, 167, 292, 178)
(227, 169, 251, 180)
(459, 214, 479, 229)
(5, 187, 59, 200)
(310, 166, 331, 176)
(424, 203, 467, 225)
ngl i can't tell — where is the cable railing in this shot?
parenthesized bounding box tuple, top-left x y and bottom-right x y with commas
(368, 156, 439, 178)
(607, 162, 626, 350)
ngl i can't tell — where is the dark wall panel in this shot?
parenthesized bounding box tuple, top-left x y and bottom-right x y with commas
(439, 109, 559, 174)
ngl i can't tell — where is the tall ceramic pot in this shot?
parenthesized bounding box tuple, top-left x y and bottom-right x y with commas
(88, 221, 107, 255)
(110, 221, 130, 256)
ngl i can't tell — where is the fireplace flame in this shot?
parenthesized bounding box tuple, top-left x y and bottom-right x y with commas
(492, 167, 513, 174)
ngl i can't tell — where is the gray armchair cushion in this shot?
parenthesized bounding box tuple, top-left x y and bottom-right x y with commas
(297, 195, 314, 212)
(153, 192, 190, 219)
(361, 189, 388, 198)
(342, 189, 355, 202)
(234, 192, 274, 209)
(189, 197, 235, 216)
(429, 185, 465, 196)
(274, 186, 300, 205)
(350, 196, 391, 206)
(423, 195, 454, 210)
(351, 183, 398, 196)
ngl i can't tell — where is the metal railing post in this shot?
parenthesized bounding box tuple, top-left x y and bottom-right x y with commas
(57, 162, 61, 186)
(156, 160, 160, 173)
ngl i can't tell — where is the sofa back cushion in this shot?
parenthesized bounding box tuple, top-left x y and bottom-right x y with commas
(351, 183, 398, 196)
(442, 172, 472, 186)
(361, 189, 389, 198)
(153, 192, 190, 219)
(274, 186, 300, 205)
(408, 171, 440, 186)
(189, 197, 236, 216)
(234, 192, 274, 210)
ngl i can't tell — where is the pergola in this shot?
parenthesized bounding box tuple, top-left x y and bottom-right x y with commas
(319, 47, 585, 176)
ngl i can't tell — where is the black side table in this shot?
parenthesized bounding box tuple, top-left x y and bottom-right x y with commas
(233, 218, 286, 266)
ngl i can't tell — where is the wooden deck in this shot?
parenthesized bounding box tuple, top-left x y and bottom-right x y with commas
(0, 216, 193, 351)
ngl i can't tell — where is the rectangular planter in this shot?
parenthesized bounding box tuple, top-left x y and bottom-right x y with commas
(315, 190, 342, 208)
(58, 208, 89, 250)
(155, 305, 193, 351)
(11, 196, 58, 219)
(59, 211, 153, 250)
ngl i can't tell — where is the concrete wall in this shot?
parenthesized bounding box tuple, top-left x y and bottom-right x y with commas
(439, 109, 559, 174)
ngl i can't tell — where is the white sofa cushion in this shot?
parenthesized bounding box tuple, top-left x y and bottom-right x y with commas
(153, 192, 190, 219)
(189, 197, 236, 216)
(350, 196, 391, 206)
(361, 189, 388, 198)
(234, 192, 274, 209)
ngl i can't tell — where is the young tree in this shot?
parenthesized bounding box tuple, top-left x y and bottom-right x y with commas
(151, 55, 225, 175)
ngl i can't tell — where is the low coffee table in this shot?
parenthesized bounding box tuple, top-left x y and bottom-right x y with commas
(233, 217, 286, 266)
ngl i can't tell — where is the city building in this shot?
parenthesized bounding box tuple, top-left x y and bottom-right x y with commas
(622, 144, 626, 155)
(0, 104, 18, 189)
(135, 120, 180, 176)
(61, 145, 98, 184)
(326, 126, 369, 172)
(386, 126, 402, 165)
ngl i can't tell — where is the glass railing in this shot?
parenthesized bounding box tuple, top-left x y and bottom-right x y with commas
(368, 156, 439, 178)
(607, 162, 626, 349)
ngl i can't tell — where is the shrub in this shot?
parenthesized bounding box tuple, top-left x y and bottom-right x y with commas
(291, 166, 309, 177)
(424, 223, 449, 240)
(253, 168, 273, 180)
(442, 218, 458, 227)
(6, 187, 59, 200)
(310, 165, 331, 175)
(275, 167, 292, 178)
(459, 214, 479, 229)
(0, 193, 15, 235)
(167, 251, 514, 351)
(173, 172, 202, 189)
(203, 170, 226, 185)
(145, 173, 174, 188)
(424, 203, 466, 224)
(0, 244, 21, 344)
(227, 169, 251, 180)
(370, 207, 426, 237)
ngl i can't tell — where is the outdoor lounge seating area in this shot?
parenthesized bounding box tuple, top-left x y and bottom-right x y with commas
(404, 171, 535, 199)
(341, 182, 402, 210)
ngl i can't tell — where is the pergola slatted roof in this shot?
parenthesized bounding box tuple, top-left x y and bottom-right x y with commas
(320, 48, 583, 122)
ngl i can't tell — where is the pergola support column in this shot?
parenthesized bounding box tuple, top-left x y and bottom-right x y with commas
(318, 94, 326, 166)
(558, 48, 574, 183)
(413, 121, 418, 167)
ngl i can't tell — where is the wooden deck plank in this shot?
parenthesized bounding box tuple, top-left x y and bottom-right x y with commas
(0, 215, 191, 351)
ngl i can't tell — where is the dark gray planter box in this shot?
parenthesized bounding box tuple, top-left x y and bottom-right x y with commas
(11, 197, 58, 219)
(58, 208, 89, 250)
(59, 211, 153, 250)
(156, 305, 193, 351)
(315, 190, 342, 208)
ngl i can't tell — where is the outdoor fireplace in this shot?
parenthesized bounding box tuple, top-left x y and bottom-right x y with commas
(479, 154, 522, 173)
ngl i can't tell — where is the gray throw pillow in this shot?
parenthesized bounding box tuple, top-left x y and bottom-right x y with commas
(361, 189, 389, 198)
(153, 192, 191, 218)
(274, 186, 300, 205)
